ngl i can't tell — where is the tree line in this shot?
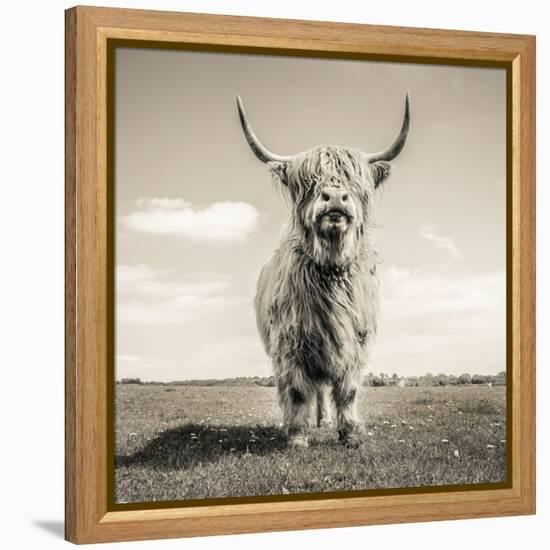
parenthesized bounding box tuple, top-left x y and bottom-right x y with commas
(117, 376, 277, 387)
(118, 372, 506, 387)
(363, 371, 506, 387)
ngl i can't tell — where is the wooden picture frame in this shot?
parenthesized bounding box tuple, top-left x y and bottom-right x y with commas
(65, 5, 536, 544)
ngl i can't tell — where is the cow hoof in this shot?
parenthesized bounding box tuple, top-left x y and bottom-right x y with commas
(340, 437, 361, 449)
(288, 435, 309, 448)
(338, 432, 361, 448)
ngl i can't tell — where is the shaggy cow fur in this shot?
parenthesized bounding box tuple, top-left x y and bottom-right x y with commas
(238, 97, 410, 447)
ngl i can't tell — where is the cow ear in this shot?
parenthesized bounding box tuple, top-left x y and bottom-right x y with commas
(370, 161, 391, 188)
(269, 161, 289, 187)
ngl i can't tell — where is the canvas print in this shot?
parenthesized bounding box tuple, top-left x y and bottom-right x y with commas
(114, 47, 507, 504)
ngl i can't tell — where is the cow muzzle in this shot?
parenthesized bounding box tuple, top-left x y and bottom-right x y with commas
(314, 188, 354, 235)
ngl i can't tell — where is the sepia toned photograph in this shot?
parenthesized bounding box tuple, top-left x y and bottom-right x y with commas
(113, 46, 508, 505)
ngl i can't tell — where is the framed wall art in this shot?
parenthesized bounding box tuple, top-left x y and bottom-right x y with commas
(65, 5, 536, 544)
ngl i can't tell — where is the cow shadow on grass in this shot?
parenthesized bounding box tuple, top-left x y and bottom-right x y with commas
(116, 424, 288, 471)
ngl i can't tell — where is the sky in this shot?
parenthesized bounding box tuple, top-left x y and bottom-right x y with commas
(115, 47, 506, 381)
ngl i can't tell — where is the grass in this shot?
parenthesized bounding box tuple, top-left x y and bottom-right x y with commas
(115, 384, 507, 503)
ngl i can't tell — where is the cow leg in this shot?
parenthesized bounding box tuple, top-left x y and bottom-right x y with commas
(316, 384, 333, 428)
(332, 376, 361, 447)
(277, 373, 313, 448)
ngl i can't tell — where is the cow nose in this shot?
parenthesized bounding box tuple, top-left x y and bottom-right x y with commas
(321, 188, 349, 209)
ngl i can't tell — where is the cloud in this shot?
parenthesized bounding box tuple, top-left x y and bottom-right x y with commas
(172, 336, 270, 380)
(372, 266, 506, 376)
(117, 264, 230, 300)
(120, 198, 259, 242)
(381, 266, 504, 320)
(115, 336, 270, 382)
(419, 224, 462, 263)
(117, 264, 246, 324)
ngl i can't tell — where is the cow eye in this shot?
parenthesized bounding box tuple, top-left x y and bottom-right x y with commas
(321, 192, 330, 201)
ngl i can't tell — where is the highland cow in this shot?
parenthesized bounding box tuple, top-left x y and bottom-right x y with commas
(237, 95, 410, 447)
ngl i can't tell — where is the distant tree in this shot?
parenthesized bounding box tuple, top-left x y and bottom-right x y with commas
(363, 373, 375, 387)
(471, 374, 487, 384)
(255, 376, 276, 387)
(363, 373, 386, 387)
(415, 372, 434, 386)
(120, 377, 142, 385)
(458, 373, 472, 385)
(392, 373, 399, 379)
(436, 373, 449, 386)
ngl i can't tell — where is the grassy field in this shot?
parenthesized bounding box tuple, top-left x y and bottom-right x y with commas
(115, 384, 507, 503)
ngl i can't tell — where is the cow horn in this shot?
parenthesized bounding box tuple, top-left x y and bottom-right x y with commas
(367, 93, 410, 163)
(236, 96, 295, 164)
